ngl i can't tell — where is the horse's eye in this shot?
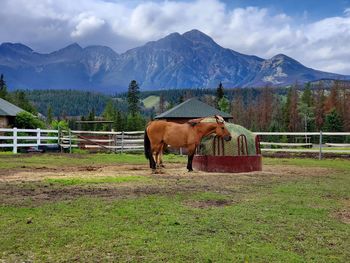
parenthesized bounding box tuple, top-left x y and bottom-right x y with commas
(221, 127, 224, 130)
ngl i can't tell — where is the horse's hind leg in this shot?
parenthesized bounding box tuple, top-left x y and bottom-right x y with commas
(151, 145, 162, 173)
(159, 143, 166, 168)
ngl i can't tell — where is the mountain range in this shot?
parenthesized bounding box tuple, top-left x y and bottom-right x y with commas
(0, 29, 348, 93)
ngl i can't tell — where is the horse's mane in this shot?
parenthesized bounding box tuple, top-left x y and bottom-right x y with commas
(187, 117, 205, 127)
(187, 115, 225, 127)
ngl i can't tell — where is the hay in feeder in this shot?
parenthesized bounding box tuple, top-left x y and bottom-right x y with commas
(199, 118, 257, 156)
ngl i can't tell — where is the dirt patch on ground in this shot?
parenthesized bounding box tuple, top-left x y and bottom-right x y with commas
(335, 210, 350, 224)
(0, 163, 335, 206)
(333, 199, 350, 224)
(185, 199, 233, 208)
(0, 162, 333, 182)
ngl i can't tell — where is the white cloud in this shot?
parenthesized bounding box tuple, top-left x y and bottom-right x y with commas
(0, 0, 349, 74)
(71, 14, 105, 38)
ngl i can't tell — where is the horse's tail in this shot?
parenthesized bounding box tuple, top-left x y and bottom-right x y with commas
(144, 128, 151, 160)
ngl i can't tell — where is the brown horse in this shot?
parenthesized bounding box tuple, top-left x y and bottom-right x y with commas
(144, 115, 232, 172)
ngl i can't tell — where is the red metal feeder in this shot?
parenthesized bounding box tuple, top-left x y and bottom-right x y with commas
(193, 128, 262, 173)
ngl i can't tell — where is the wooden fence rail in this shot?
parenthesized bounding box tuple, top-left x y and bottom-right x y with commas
(59, 130, 144, 153)
(0, 128, 59, 153)
(1, 128, 349, 158)
(254, 131, 350, 159)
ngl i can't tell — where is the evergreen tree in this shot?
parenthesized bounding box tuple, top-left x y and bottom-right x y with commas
(216, 82, 224, 108)
(47, 105, 53, 125)
(0, 74, 8, 99)
(178, 95, 184, 104)
(150, 107, 156, 121)
(126, 113, 146, 131)
(301, 82, 313, 107)
(87, 108, 96, 130)
(11, 90, 37, 114)
(158, 93, 165, 114)
(127, 80, 140, 116)
(299, 84, 315, 132)
(183, 90, 193, 100)
(116, 110, 125, 131)
(324, 108, 343, 143)
(102, 100, 117, 131)
(269, 95, 285, 133)
(314, 84, 326, 130)
(218, 97, 230, 113)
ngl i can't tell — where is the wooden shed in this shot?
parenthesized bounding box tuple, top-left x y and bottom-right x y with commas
(154, 98, 232, 123)
(0, 98, 26, 128)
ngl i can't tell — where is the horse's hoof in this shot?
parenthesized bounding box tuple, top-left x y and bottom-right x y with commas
(188, 169, 193, 172)
(152, 169, 164, 174)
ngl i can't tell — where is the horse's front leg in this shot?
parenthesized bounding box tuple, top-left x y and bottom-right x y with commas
(187, 145, 196, 172)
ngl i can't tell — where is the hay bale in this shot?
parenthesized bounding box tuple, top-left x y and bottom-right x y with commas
(199, 118, 257, 156)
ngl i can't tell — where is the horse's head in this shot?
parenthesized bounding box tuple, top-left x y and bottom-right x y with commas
(214, 115, 232, 141)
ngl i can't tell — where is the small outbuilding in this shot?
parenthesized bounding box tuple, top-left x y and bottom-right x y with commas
(0, 98, 26, 128)
(155, 98, 232, 123)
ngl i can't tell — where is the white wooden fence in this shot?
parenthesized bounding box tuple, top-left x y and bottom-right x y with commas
(0, 128, 59, 154)
(59, 130, 144, 153)
(255, 131, 350, 159)
(0, 128, 146, 153)
(1, 128, 349, 158)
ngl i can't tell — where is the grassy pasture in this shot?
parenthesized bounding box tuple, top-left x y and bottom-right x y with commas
(0, 153, 349, 262)
(142, 95, 160, 109)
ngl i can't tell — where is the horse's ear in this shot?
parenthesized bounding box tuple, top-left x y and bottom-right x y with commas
(214, 115, 224, 123)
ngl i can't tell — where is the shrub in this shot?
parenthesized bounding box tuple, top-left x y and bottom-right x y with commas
(14, 112, 45, 129)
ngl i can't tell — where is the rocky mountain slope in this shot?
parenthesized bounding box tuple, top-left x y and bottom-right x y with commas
(0, 29, 347, 92)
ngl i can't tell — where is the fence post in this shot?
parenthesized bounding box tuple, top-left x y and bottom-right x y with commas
(36, 128, 41, 148)
(121, 131, 124, 153)
(112, 130, 117, 153)
(319, 130, 323, 160)
(13, 127, 17, 154)
(69, 129, 72, 154)
(58, 126, 62, 152)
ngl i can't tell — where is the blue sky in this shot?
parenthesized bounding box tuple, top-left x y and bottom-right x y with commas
(1, 0, 350, 74)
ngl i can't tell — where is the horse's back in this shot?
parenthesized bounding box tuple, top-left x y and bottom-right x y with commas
(147, 120, 191, 147)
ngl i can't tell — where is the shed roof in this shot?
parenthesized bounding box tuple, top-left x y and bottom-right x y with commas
(155, 98, 232, 119)
(0, 98, 26, 116)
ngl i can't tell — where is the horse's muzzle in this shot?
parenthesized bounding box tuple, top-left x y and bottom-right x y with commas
(224, 135, 232, 141)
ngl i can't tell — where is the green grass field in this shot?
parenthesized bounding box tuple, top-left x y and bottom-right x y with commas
(0, 153, 349, 262)
(0, 152, 185, 169)
(142, 95, 160, 109)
